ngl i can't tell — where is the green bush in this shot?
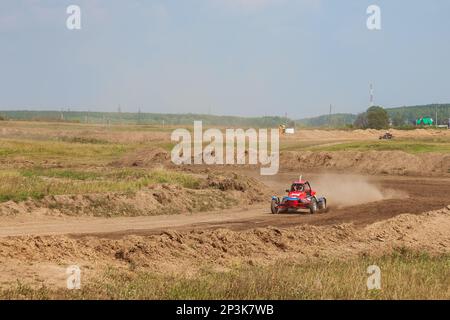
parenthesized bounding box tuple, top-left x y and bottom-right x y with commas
(354, 106, 389, 129)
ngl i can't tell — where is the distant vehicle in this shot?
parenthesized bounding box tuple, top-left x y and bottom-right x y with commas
(271, 179, 327, 214)
(379, 132, 394, 140)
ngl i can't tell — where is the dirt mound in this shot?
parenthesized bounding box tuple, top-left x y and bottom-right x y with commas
(203, 172, 268, 202)
(285, 128, 450, 141)
(0, 173, 269, 217)
(281, 151, 450, 176)
(1, 205, 448, 281)
(0, 205, 448, 288)
(111, 148, 171, 167)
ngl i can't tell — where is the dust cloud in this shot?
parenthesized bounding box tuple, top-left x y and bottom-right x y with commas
(313, 174, 406, 208)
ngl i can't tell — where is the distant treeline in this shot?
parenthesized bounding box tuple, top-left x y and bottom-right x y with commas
(1, 104, 449, 128)
(387, 104, 450, 126)
(296, 104, 450, 127)
(295, 113, 357, 128)
(0, 110, 289, 128)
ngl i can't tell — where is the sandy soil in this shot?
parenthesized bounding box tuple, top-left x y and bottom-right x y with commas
(0, 204, 448, 289)
(1, 123, 449, 290)
(280, 151, 450, 176)
(0, 172, 448, 239)
(282, 128, 450, 142)
(2, 122, 449, 143)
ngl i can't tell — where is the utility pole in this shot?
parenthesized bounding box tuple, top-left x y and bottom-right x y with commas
(435, 104, 438, 127)
(369, 83, 374, 107)
(329, 104, 332, 127)
(137, 107, 142, 125)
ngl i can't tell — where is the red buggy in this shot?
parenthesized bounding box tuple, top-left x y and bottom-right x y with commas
(271, 180, 327, 214)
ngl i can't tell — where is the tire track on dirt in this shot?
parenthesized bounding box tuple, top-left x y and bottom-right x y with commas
(1, 174, 449, 239)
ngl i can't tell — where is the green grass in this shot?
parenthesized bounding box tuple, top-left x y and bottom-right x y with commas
(304, 140, 450, 154)
(0, 168, 201, 202)
(151, 141, 175, 151)
(280, 140, 351, 151)
(58, 136, 109, 144)
(20, 168, 103, 181)
(1, 250, 448, 299)
(0, 139, 132, 164)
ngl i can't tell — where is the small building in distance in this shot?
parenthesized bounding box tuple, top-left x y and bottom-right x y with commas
(416, 117, 434, 126)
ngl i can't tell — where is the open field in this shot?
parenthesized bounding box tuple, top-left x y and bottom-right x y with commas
(300, 139, 450, 153)
(0, 121, 449, 299)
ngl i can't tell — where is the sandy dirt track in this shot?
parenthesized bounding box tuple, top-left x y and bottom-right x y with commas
(0, 205, 265, 238)
(1, 172, 449, 239)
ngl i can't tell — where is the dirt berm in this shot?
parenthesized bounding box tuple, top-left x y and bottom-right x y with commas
(111, 148, 171, 167)
(0, 173, 269, 217)
(0, 206, 448, 284)
(111, 147, 450, 176)
(281, 151, 450, 176)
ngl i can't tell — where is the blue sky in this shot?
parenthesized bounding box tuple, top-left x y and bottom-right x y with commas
(0, 0, 449, 118)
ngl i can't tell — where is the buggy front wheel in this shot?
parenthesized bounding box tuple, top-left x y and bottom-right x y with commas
(318, 198, 327, 212)
(309, 198, 318, 214)
(271, 199, 280, 214)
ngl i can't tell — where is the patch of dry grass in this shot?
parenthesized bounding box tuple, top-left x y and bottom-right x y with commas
(0, 139, 133, 167)
(1, 250, 448, 300)
(0, 168, 201, 202)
